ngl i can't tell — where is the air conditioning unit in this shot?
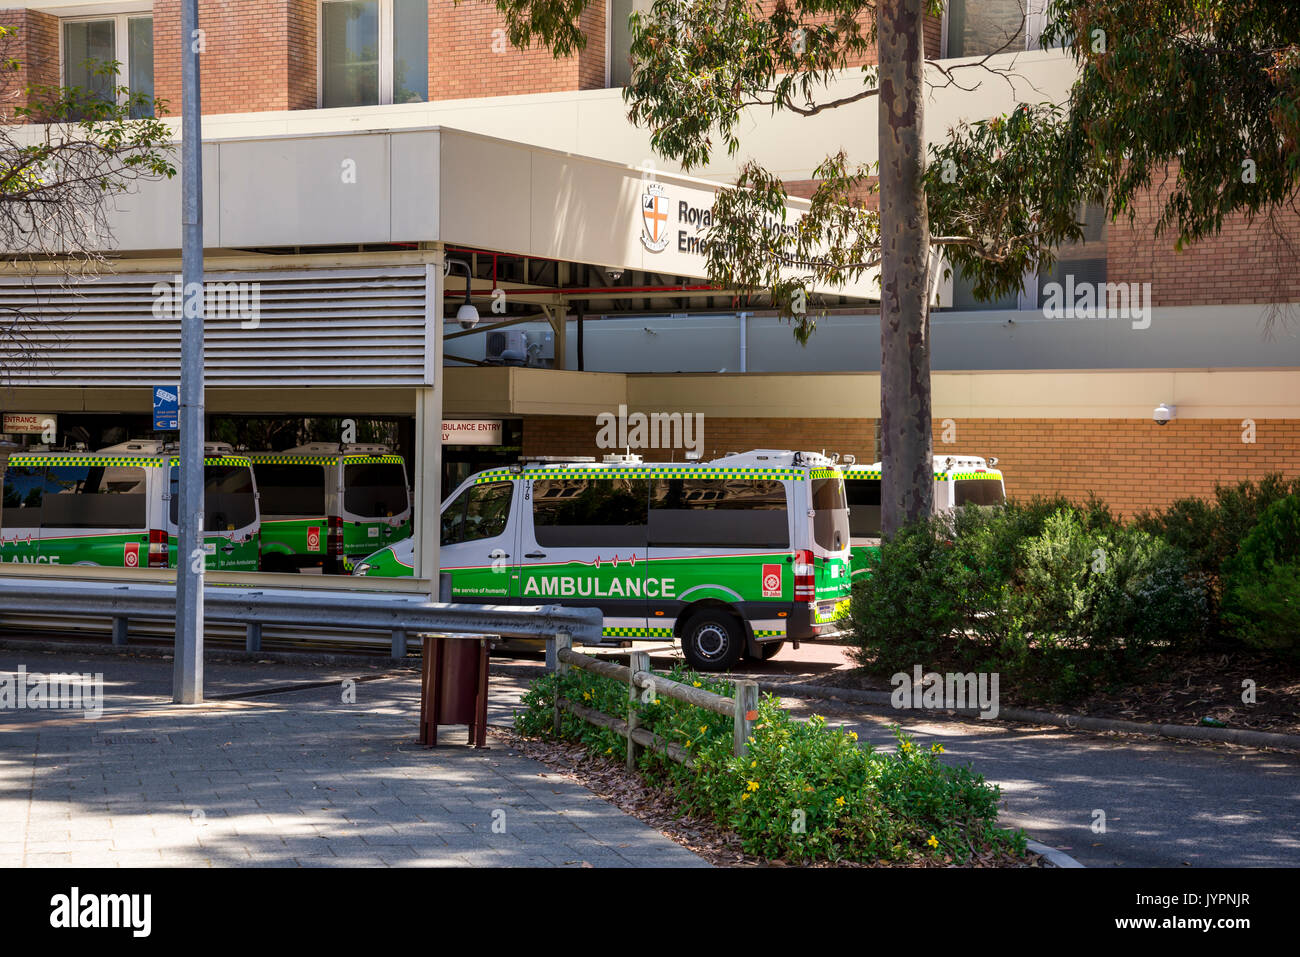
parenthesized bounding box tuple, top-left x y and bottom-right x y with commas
(525, 330, 554, 366)
(485, 328, 527, 365)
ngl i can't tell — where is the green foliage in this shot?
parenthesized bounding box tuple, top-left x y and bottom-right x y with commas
(850, 501, 1208, 701)
(515, 663, 1025, 864)
(936, 1, 1300, 297)
(925, 104, 1108, 302)
(1132, 474, 1300, 582)
(1220, 494, 1300, 656)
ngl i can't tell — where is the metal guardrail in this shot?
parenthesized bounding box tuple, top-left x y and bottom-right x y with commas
(0, 577, 604, 656)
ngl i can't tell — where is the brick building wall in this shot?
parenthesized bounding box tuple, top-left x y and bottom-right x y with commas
(428, 0, 605, 101)
(153, 0, 318, 116)
(942, 418, 1300, 517)
(1106, 177, 1300, 307)
(0, 9, 60, 121)
(521, 412, 1300, 517)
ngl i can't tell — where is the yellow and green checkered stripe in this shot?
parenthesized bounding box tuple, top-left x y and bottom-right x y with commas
(845, 470, 1001, 481)
(9, 454, 253, 468)
(602, 626, 676, 638)
(250, 454, 403, 466)
(169, 457, 252, 468)
(250, 455, 338, 465)
(8, 455, 166, 467)
(598, 625, 785, 638)
(476, 466, 808, 484)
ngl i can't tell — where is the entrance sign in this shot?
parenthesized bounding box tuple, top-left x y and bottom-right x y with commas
(442, 420, 503, 446)
(2, 413, 55, 435)
(153, 385, 180, 431)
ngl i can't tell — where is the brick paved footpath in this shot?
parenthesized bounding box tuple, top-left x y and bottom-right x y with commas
(0, 649, 707, 868)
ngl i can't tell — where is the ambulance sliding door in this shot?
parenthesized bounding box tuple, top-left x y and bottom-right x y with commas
(520, 476, 649, 639)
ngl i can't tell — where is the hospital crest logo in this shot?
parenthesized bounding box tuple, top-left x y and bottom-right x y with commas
(640, 183, 670, 252)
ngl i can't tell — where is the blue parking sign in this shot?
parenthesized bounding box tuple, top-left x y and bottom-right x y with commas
(153, 385, 179, 431)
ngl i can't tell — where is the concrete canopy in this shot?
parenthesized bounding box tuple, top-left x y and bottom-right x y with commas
(99, 126, 879, 302)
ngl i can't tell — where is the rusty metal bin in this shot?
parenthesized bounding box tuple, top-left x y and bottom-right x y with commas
(418, 635, 491, 748)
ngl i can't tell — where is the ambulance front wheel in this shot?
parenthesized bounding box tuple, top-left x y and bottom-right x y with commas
(680, 610, 744, 672)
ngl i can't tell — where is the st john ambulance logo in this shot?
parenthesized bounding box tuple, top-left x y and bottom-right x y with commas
(640, 182, 670, 252)
(762, 564, 782, 598)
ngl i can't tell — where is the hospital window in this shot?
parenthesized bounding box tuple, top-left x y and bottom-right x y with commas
(942, 1, 1064, 58)
(607, 0, 652, 87)
(61, 14, 154, 119)
(320, 0, 428, 108)
(947, 201, 1108, 311)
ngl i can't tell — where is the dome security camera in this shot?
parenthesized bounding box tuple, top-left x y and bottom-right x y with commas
(607, 269, 624, 281)
(456, 302, 480, 330)
(1153, 403, 1177, 426)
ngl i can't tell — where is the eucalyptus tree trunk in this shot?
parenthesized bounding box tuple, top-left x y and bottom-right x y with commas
(877, 0, 934, 538)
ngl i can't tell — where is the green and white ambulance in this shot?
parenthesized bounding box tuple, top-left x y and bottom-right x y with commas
(352, 449, 852, 670)
(845, 454, 1005, 579)
(249, 444, 412, 573)
(0, 440, 261, 571)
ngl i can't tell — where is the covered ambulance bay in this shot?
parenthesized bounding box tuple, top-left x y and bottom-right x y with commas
(0, 126, 873, 593)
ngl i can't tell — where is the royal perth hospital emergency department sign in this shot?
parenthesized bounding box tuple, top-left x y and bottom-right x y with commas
(630, 176, 875, 299)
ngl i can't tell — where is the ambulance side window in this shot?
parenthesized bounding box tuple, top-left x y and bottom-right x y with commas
(443, 481, 513, 546)
(648, 478, 789, 548)
(41, 466, 148, 530)
(532, 478, 649, 547)
(954, 479, 1005, 507)
(2, 466, 44, 528)
(844, 478, 882, 538)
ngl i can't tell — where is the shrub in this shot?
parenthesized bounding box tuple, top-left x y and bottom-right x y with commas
(1221, 494, 1300, 657)
(850, 503, 1208, 701)
(849, 516, 968, 673)
(515, 665, 1025, 864)
(1133, 474, 1300, 581)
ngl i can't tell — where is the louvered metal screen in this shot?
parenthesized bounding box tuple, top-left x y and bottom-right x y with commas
(0, 265, 429, 386)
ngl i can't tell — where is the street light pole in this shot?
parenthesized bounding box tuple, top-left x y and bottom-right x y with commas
(173, 0, 205, 704)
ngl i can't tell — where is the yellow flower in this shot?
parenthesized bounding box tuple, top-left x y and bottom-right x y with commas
(685, 740, 692, 747)
(692, 681, 702, 688)
(605, 747, 612, 754)
(750, 760, 757, 768)
(848, 731, 859, 741)
(741, 793, 751, 801)
(931, 743, 945, 754)
(900, 740, 914, 753)
(926, 835, 939, 849)
(746, 780, 760, 792)
(699, 726, 707, 734)
(835, 796, 846, 807)
(582, 691, 593, 701)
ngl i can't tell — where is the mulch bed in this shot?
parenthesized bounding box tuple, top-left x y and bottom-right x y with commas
(490, 726, 1043, 868)
(816, 650, 1300, 737)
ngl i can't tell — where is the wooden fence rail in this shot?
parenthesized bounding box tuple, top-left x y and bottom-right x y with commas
(547, 633, 760, 768)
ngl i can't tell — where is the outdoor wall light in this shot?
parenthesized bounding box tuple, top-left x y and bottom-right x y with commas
(1153, 403, 1177, 427)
